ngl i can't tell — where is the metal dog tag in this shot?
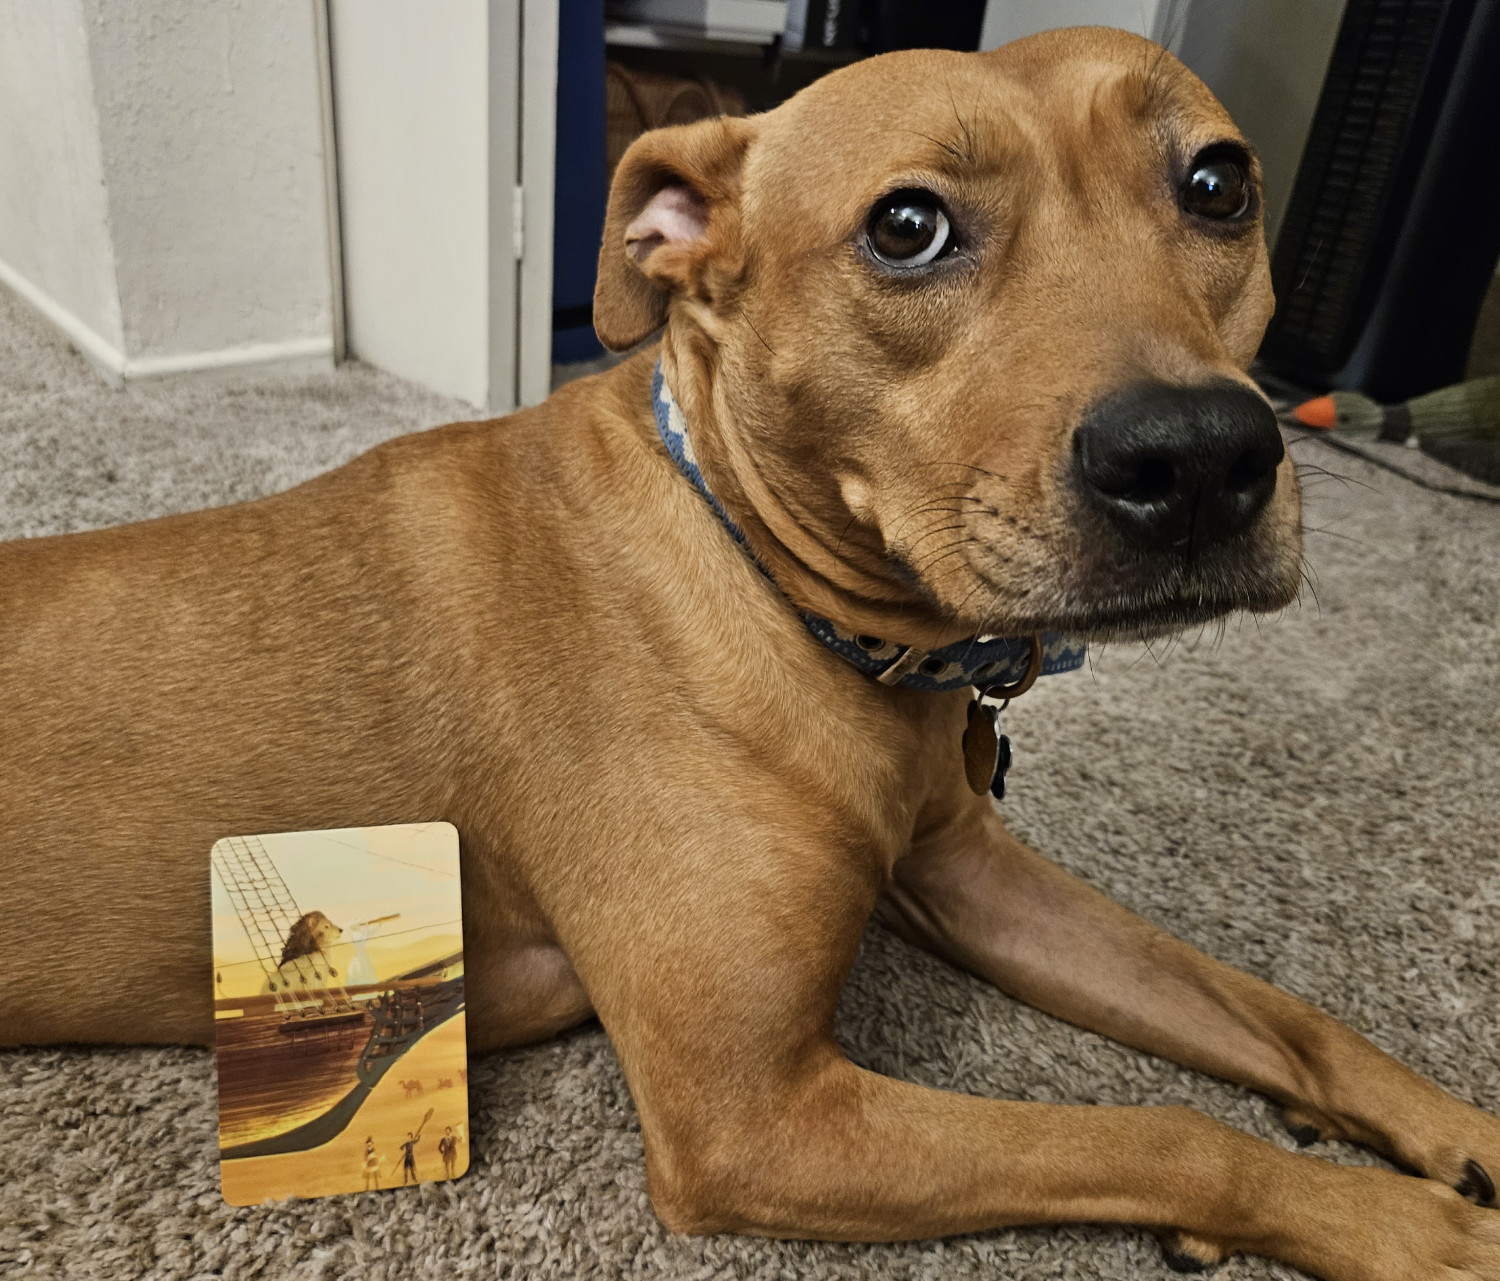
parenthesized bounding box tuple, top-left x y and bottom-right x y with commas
(962, 698, 1014, 800)
(963, 699, 998, 795)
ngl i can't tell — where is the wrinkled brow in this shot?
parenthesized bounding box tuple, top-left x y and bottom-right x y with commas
(882, 94, 1031, 183)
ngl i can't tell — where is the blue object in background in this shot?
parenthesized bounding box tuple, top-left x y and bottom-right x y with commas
(551, 0, 608, 364)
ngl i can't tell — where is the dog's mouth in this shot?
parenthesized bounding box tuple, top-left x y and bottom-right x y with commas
(885, 473, 1304, 644)
(929, 516, 1305, 643)
(939, 564, 1296, 644)
(1032, 569, 1301, 642)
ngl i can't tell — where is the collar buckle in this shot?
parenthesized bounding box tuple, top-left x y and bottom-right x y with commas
(874, 645, 931, 686)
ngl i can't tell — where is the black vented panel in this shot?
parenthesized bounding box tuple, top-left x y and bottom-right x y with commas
(1262, 0, 1459, 379)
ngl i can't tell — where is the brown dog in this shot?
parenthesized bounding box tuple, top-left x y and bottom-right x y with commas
(4, 27, 1500, 1280)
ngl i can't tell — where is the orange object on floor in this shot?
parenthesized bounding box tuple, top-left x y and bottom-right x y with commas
(1292, 395, 1339, 429)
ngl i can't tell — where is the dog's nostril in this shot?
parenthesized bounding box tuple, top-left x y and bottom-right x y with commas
(1088, 454, 1176, 504)
(1224, 442, 1281, 494)
(1127, 457, 1176, 504)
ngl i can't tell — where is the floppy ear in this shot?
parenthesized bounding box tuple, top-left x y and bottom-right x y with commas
(593, 115, 756, 352)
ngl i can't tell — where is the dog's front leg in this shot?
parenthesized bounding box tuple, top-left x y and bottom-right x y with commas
(877, 794, 1500, 1233)
(558, 818, 1500, 1280)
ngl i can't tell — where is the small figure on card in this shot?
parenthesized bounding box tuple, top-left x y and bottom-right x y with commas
(362, 1136, 380, 1191)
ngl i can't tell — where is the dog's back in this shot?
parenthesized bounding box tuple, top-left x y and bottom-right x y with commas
(0, 372, 632, 1043)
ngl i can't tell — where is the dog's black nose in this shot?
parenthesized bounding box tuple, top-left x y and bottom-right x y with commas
(1073, 381, 1284, 554)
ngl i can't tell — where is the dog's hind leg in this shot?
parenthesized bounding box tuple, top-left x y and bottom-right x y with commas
(877, 792, 1500, 1216)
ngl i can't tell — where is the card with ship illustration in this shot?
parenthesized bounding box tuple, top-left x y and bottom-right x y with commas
(210, 822, 469, 1204)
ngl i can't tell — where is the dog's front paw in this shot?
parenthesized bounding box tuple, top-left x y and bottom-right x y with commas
(1304, 1167, 1500, 1281)
(1285, 1088, 1500, 1210)
(1398, 1100, 1500, 1209)
(1382, 1178, 1500, 1281)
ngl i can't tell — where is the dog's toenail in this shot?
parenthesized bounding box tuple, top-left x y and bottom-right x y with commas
(1455, 1158, 1496, 1205)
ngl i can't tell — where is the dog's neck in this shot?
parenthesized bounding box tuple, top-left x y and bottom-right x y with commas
(658, 345, 949, 646)
(651, 358, 1085, 693)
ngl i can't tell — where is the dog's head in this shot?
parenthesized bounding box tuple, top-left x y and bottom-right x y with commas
(595, 28, 1301, 646)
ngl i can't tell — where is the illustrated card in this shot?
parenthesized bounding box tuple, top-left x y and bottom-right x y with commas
(210, 823, 469, 1204)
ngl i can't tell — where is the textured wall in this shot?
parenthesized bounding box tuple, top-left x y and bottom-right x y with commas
(980, 0, 1165, 50)
(0, 0, 124, 355)
(81, 0, 333, 363)
(0, 0, 333, 378)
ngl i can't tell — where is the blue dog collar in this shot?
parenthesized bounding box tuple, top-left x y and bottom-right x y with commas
(651, 362, 1086, 694)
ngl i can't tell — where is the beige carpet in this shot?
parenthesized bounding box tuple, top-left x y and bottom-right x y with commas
(2, 282, 1498, 1280)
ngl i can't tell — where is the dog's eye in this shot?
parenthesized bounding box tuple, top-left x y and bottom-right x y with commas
(868, 191, 953, 267)
(1181, 148, 1252, 221)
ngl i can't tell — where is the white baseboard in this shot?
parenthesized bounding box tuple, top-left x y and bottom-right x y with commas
(0, 254, 335, 385)
(0, 253, 128, 385)
(125, 336, 335, 383)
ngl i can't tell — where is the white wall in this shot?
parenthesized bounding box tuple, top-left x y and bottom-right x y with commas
(330, 0, 525, 411)
(332, 1, 496, 409)
(981, 0, 1164, 49)
(83, 0, 334, 368)
(0, 0, 335, 383)
(0, 0, 124, 363)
